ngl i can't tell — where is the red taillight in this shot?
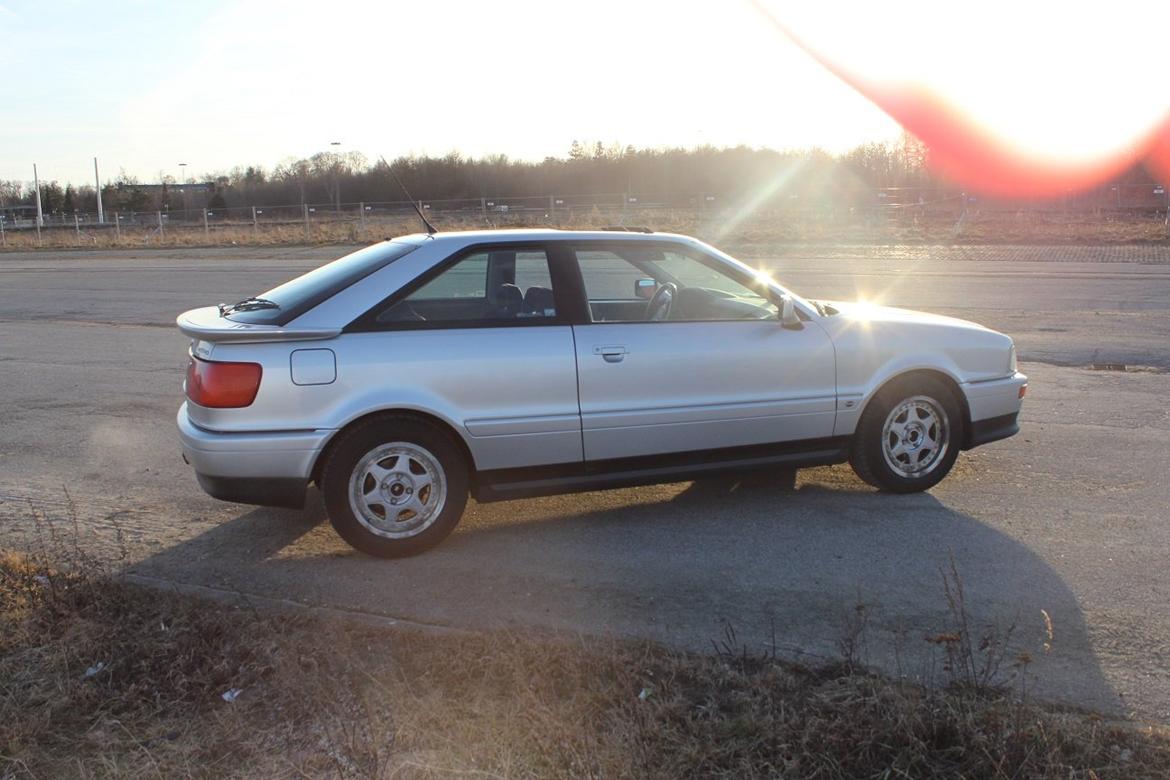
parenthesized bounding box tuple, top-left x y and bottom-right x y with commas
(1019, 384, 1028, 399)
(186, 357, 262, 408)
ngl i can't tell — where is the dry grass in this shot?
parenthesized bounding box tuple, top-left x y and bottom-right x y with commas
(1, 207, 1167, 254)
(2, 549, 1168, 779)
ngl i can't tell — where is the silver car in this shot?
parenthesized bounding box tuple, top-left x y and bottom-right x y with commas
(177, 229, 1027, 557)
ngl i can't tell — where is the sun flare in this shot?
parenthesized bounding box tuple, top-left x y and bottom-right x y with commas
(753, 0, 1170, 194)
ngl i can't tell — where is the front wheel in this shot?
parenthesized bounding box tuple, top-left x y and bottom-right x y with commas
(849, 376, 963, 493)
(321, 415, 469, 557)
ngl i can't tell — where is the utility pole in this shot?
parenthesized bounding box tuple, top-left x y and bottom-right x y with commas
(94, 157, 104, 224)
(330, 141, 342, 211)
(33, 163, 43, 227)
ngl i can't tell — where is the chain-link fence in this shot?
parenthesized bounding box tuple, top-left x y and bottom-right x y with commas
(2, 184, 1168, 248)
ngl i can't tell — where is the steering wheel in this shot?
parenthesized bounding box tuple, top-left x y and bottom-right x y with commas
(645, 282, 677, 322)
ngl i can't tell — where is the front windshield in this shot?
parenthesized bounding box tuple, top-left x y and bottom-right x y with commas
(649, 251, 776, 310)
(693, 239, 814, 313)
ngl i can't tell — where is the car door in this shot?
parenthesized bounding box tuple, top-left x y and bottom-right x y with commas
(342, 243, 583, 471)
(570, 243, 837, 462)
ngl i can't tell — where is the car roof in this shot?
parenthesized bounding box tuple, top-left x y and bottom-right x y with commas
(392, 228, 698, 246)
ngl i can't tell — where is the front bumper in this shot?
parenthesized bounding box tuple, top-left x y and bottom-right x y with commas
(177, 403, 332, 508)
(962, 371, 1027, 450)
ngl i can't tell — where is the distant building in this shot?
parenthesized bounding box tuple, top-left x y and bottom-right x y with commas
(132, 182, 213, 195)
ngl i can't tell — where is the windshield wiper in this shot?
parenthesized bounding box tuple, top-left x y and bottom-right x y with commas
(218, 296, 280, 316)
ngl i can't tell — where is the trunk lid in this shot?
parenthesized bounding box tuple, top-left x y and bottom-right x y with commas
(176, 306, 341, 344)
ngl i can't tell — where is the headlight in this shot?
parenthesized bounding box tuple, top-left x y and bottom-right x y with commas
(1008, 344, 1018, 374)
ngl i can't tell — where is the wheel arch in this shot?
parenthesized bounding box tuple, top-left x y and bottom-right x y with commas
(309, 408, 477, 487)
(857, 368, 971, 441)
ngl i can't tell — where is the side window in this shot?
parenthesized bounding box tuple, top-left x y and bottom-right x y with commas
(515, 251, 553, 291)
(374, 248, 558, 326)
(576, 246, 777, 323)
(411, 253, 487, 299)
(575, 250, 653, 323)
(575, 250, 648, 302)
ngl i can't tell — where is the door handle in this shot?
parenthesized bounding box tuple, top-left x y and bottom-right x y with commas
(593, 345, 628, 363)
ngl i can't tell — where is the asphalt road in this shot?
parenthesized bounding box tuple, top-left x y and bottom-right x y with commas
(1, 245, 1167, 722)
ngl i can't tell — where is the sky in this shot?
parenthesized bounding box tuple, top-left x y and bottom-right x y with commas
(2, 1, 1166, 192)
(0, 0, 902, 187)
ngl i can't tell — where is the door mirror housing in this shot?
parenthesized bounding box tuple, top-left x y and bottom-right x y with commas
(779, 295, 803, 329)
(634, 278, 656, 300)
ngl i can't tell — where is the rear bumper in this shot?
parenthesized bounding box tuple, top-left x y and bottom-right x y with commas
(194, 474, 309, 509)
(177, 403, 332, 508)
(962, 372, 1027, 450)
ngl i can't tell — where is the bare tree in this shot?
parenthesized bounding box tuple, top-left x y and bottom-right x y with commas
(274, 158, 313, 206)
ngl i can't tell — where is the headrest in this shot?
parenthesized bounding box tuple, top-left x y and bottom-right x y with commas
(492, 283, 523, 308)
(523, 286, 556, 314)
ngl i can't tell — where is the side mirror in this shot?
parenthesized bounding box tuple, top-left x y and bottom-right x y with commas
(634, 278, 656, 300)
(779, 296, 803, 330)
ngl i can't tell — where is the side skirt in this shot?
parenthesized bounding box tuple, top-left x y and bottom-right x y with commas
(472, 437, 850, 503)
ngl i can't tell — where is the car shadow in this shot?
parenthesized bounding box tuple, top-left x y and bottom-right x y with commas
(129, 468, 1123, 715)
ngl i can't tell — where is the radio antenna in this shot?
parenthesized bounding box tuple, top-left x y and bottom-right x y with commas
(381, 156, 436, 235)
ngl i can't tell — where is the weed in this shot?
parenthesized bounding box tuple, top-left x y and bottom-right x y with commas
(927, 553, 1019, 691)
(2, 506, 1168, 779)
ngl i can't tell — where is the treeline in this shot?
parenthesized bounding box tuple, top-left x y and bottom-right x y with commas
(2, 138, 1163, 217)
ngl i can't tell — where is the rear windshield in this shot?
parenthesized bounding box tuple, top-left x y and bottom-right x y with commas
(228, 241, 419, 325)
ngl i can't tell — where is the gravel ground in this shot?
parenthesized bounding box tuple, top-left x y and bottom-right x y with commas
(1, 244, 1167, 722)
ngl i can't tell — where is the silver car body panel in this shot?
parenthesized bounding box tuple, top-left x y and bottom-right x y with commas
(815, 301, 1025, 436)
(187, 328, 582, 472)
(574, 320, 836, 460)
(177, 404, 329, 479)
(176, 229, 1026, 501)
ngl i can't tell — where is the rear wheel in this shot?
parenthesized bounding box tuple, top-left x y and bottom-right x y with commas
(321, 415, 468, 557)
(849, 376, 963, 493)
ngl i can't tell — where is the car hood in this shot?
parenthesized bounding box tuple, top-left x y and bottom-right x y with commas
(823, 301, 991, 333)
(816, 299, 1015, 382)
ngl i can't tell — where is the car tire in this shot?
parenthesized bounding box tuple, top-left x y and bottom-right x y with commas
(321, 414, 469, 558)
(849, 375, 964, 493)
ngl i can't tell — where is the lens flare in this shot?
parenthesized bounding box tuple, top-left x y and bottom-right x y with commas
(712, 157, 807, 242)
(751, 1, 1170, 197)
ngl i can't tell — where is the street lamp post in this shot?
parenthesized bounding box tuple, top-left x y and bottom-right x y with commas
(330, 141, 342, 211)
(178, 163, 188, 215)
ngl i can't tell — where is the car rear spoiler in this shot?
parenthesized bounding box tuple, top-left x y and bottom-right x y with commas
(176, 306, 341, 344)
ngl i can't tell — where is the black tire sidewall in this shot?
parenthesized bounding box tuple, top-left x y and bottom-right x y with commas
(321, 416, 469, 557)
(852, 377, 963, 493)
